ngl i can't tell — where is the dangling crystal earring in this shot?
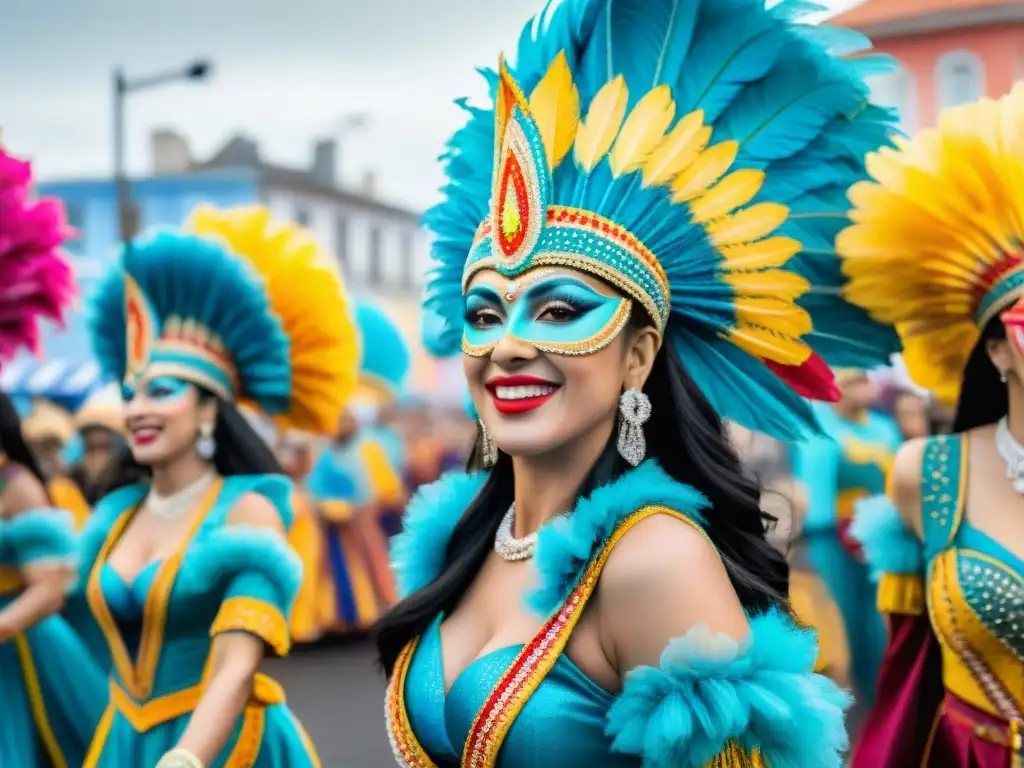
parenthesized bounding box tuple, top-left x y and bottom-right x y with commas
(1000, 369, 1009, 383)
(617, 388, 652, 466)
(479, 419, 498, 468)
(196, 423, 216, 461)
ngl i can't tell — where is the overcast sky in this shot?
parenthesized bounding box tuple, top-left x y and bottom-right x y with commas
(0, 0, 864, 212)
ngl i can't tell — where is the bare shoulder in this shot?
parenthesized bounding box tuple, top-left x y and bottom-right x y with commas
(599, 512, 748, 673)
(890, 437, 928, 538)
(225, 491, 285, 533)
(1, 465, 50, 515)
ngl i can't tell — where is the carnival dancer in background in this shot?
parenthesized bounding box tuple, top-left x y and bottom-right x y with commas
(21, 398, 91, 527)
(375, 0, 903, 764)
(845, 85, 1024, 767)
(75, 204, 358, 768)
(70, 383, 134, 506)
(790, 370, 902, 710)
(0, 145, 106, 768)
(307, 300, 410, 636)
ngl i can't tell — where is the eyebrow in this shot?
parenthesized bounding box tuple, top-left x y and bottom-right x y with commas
(520, 276, 609, 302)
(466, 284, 503, 302)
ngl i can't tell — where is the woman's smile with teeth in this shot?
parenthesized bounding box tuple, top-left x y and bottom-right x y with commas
(495, 384, 556, 400)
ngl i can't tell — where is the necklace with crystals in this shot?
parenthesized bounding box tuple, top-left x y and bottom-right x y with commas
(144, 472, 217, 521)
(995, 417, 1024, 494)
(494, 504, 568, 561)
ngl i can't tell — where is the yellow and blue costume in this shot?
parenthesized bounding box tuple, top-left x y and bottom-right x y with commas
(77, 205, 358, 767)
(842, 84, 1024, 768)
(21, 400, 92, 529)
(386, 0, 903, 764)
(791, 398, 902, 700)
(307, 300, 410, 634)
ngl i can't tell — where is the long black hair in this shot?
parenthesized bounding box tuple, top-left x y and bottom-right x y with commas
(0, 392, 48, 486)
(953, 317, 1008, 433)
(92, 389, 282, 497)
(374, 319, 788, 674)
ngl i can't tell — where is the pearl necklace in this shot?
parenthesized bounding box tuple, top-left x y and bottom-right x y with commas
(145, 472, 216, 521)
(995, 417, 1024, 494)
(494, 504, 568, 561)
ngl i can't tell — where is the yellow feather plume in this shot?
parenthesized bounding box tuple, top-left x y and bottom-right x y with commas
(689, 170, 766, 223)
(671, 141, 739, 203)
(708, 203, 788, 247)
(641, 110, 709, 188)
(734, 298, 812, 336)
(728, 326, 811, 366)
(609, 85, 675, 178)
(726, 271, 810, 301)
(573, 76, 628, 172)
(838, 82, 1024, 401)
(721, 237, 801, 271)
(529, 51, 581, 169)
(187, 205, 359, 435)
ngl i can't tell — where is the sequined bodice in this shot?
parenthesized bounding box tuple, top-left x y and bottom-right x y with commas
(403, 617, 632, 766)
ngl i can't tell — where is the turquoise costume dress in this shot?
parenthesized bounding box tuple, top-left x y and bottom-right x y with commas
(388, 463, 851, 767)
(790, 402, 902, 701)
(0, 493, 107, 768)
(78, 205, 360, 766)
(393, 0, 904, 763)
(79, 475, 318, 767)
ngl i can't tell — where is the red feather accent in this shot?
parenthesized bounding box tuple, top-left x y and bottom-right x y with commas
(766, 352, 839, 402)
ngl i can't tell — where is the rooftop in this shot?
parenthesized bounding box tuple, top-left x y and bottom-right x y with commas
(832, 0, 1024, 36)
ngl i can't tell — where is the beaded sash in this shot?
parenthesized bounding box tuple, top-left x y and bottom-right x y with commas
(385, 505, 706, 767)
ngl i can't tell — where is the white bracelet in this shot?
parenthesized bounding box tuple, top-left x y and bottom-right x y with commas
(155, 748, 205, 768)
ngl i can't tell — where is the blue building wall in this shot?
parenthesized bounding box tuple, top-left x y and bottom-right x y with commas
(3, 170, 260, 403)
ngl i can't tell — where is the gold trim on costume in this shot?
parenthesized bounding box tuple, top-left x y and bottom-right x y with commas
(211, 596, 291, 657)
(15, 634, 69, 768)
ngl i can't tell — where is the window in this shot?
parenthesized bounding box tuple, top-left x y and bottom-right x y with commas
(400, 230, 415, 287)
(368, 226, 382, 286)
(936, 50, 984, 112)
(866, 66, 915, 132)
(335, 215, 349, 274)
(294, 204, 311, 227)
(62, 201, 86, 255)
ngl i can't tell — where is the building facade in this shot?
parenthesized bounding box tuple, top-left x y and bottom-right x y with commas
(833, 0, 1024, 132)
(3, 132, 440, 403)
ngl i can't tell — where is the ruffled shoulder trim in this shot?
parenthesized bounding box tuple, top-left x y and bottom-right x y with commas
(219, 473, 294, 530)
(188, 526, 303, 604)
(606, 609, 850, 768)
(849, 494, 923, 578)
(390, 470, 487, 598)
(1, 507, 77, 564)
(529, 460, 708, 615)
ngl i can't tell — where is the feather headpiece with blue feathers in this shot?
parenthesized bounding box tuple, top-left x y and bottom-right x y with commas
(422, 0, 901, 440)
(354, 300, 411, 404)
(89, 206, 359, 435)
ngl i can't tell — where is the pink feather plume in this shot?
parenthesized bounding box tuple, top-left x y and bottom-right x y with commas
(0, 148, 78, 362)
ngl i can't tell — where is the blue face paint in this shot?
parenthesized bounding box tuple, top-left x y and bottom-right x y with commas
(462, 272, 632, 357)
(129, 376, 194, 405)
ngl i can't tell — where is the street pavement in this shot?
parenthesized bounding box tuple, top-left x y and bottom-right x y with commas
(266, 636, 394, 767)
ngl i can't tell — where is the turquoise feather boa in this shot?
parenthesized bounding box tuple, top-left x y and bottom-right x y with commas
(849, 494, 923, 579)
(606, 609, 851, 768)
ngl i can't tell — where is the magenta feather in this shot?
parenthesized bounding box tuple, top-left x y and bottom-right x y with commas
(0, 148, 77, 362)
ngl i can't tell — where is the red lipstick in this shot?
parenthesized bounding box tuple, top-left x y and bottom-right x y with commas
(486, 375, 560, 415)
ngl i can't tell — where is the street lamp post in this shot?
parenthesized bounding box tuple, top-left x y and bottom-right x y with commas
(113, 59, 213, 243)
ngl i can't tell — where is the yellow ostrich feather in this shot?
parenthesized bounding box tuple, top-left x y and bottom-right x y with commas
(641, 110, 710, 188)
(721, 237, 801, 270)
(671, 141, 739, 203)
(529, 51, 580, 169)
(728, 326, 810, 366)
(573, 76, 628, 172)
(187, 205, 360, 436)
(838, 82, 1024, 399)
(726, 270, 810, 301)
(734, 297, 812, 336)
(708, 202, 788, 247)
(609, 85, 675, 178)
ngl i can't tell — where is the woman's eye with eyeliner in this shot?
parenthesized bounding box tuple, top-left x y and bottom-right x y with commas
(538, 302, 581, 322)
(467, 308, 502, 328)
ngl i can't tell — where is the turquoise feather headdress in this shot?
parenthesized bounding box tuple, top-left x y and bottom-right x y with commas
(422, 0, 901, 440)
(354, 300, 411, 403)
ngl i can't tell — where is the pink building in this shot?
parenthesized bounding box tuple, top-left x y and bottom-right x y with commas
(832, 0, 1024, 131)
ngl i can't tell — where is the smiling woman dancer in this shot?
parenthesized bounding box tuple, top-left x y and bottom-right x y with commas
(375, 0, 903, 765)
(77, 205, 358, 768)
(845, 86, 1024, 768)
(0, 145, 106, 768)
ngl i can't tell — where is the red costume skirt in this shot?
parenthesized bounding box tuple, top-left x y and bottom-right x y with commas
(925, 693, 1022, 767)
